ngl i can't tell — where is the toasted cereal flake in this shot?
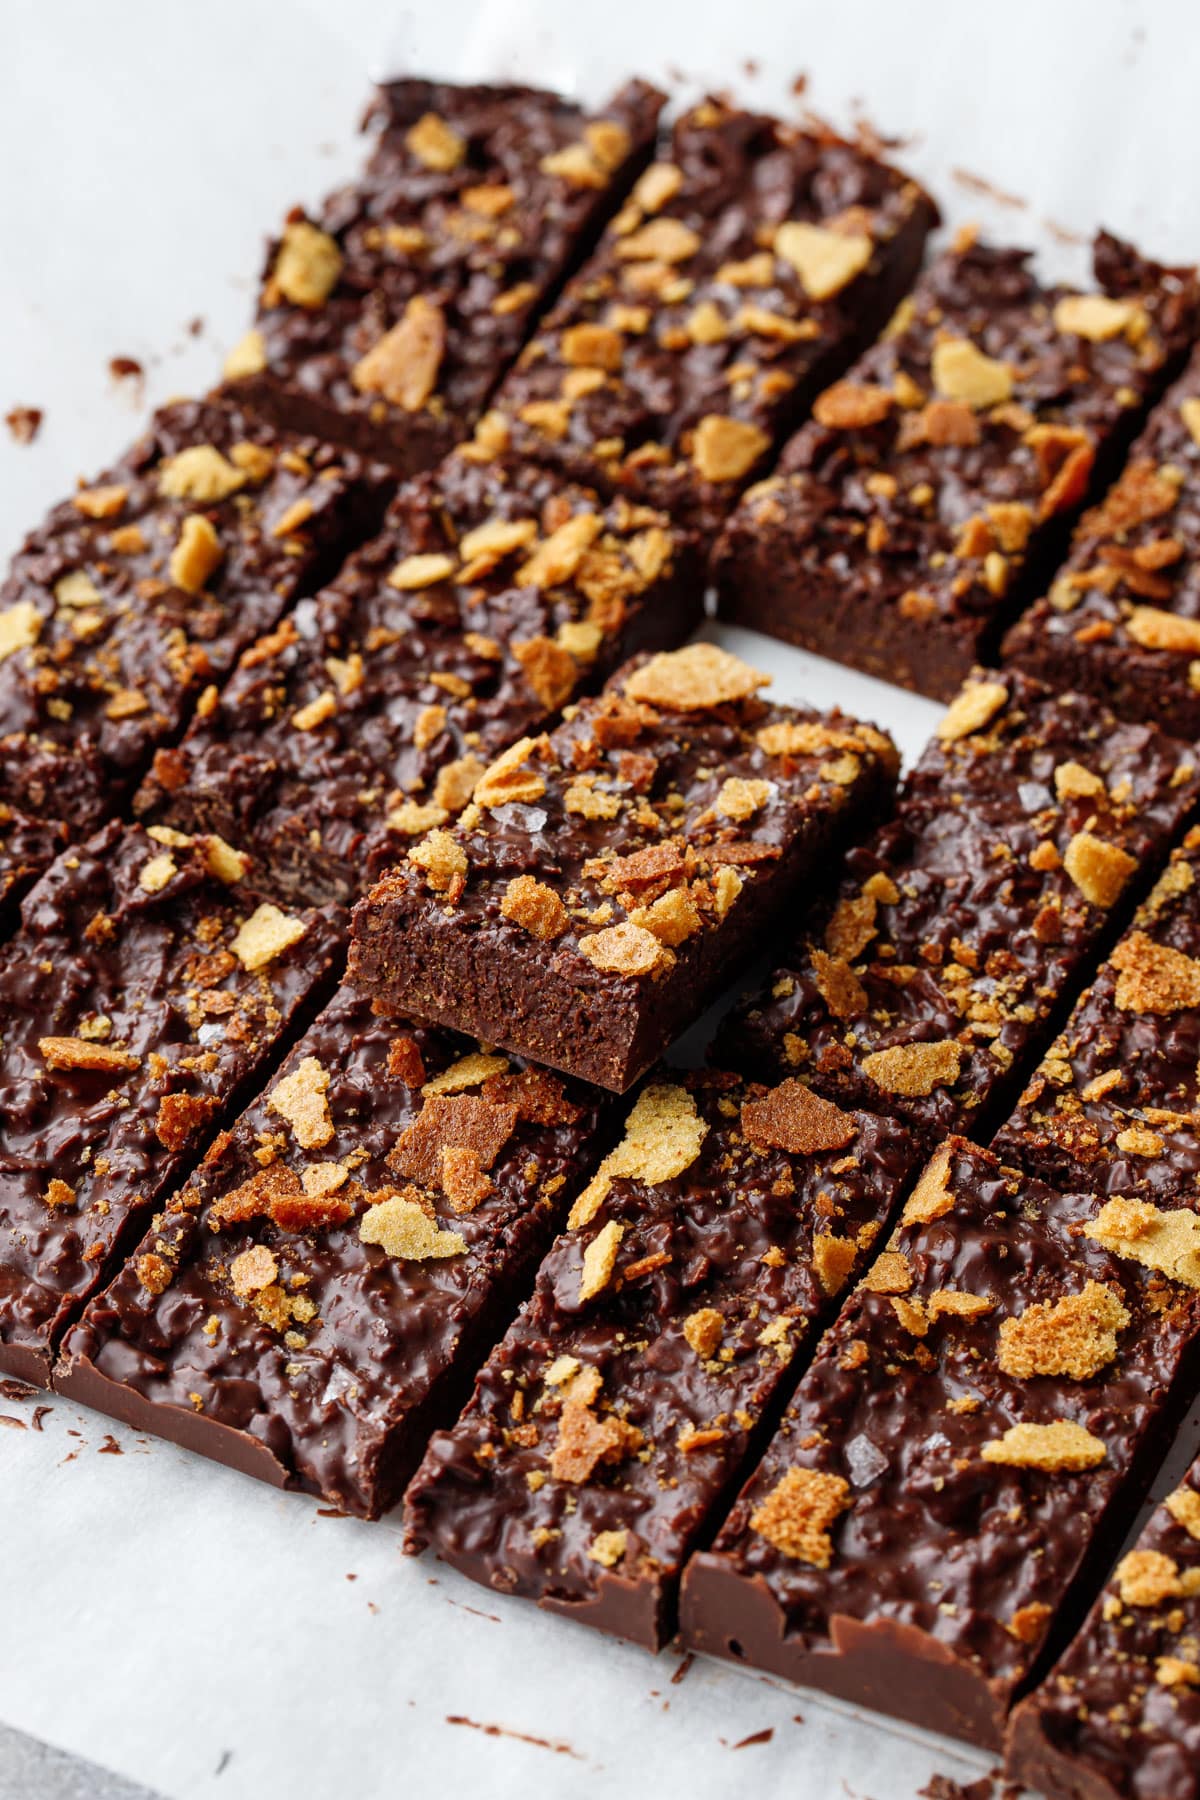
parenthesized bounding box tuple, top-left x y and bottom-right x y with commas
(358, 1195, 466, 1261)
(500, 874, 569, 941)
(352, 296, 445, 411)
(1053, 294, 1144, 342)
(715, 776, 772, 822)
(561, 323, 624, 371)
(135, 1252, 172, 1294)
(292, 691, 336, 733)
(997, 1280, 1131, 1381)
(683, 1307, 724, 1358)
(1111, 931, 1200, 1015)
(629, 887, 702, 947)
(925, 1288, 994, 1321)
(271, 221, 343, 308)
(1156, 1656, 1200, 1688)
(387, 799, 448, 837)
(408, 828, 468, 895)
(1181, 397, 1200, 448)
(389, 1093, 519, 1192)
(624, 642, 769, 711)
(301, 1161, 350, 1198)
(901, 1146, 957, 1225)
(741, 1078, 856, 1156)
(406, 111, 465, 171)
(588, 1529, 629, 1568)
(1126, 606, 1200, 655)
(691, 414, 771, 483)
(861, 1250, 913, 1295)
(158, 445, 246, 502)
(931, 337, 1013, 408)
(202, 836, 250, 884)
(633, 160, 682, 212)
(750, 1466, 852, 1566)
(550, 1396, 642, 1481)
(38, 1035, 139, 1074)
(1054, 760, 1105, 800)
(73, 483, 128, 519)
(230, 902, 307, 971)
(1115, 1549, 1184, 1607)
(936, 679, 1008, 742)
(861, 1039, 962, 1097)
(1085, 1197, 1200, 1289)
(1063, 832, 1138, 908)
(169, 515, 223, 593)
(473, 737, 547, 808)
(1165, 1486, 1200, 1541)
(224, 329, 266, 380)
(980, 1420, 1107, 1472)
(512, 636, 578, 710)
(387, 552, 456, 591)
(517, 513, 602, 589)
(811, 947, 868, 1019)
(230, 1243, 279, 1297)
(569, 1083, 708, 1229)
(773, 220, 872, 300)
(579, 1218, 624, 1302)
(812, 1233, 859, 1296)
(616, 217, 700, 263)
(267, 1056, 334, 1150)
(459, 516, 538, 566)
(577, 921, 673, 979)
(54, 571, 102, 610)
(422, 1052, 512, 1096)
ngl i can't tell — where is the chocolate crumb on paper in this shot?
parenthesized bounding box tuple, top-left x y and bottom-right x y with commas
(4, 405, 42, 445)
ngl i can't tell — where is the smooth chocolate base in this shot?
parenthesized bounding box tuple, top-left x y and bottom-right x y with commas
(679, 1551, 1009, 1749)
(1005, 1701, 1126, 1800)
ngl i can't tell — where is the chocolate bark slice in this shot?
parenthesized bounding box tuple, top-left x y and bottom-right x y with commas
(348, 643, 899, 1093)
(135, 446, 701, 908)
(715, 232, 1200, 698)
(721, 669, 1200, 1148)
(227, 79, 664, 472)
(1006, 1449, 1200, 1800)
(0, 396, 392, 832)
(994, 825, 1200, 1202)
(57, 982, 608, 1517)
(493, 99, 935, 535)
(0, 823, 341, 1383)
(680, 1139, 1200, 1749)
(1005, 344, 1200, 738)
(403, 1071, 921, 1648)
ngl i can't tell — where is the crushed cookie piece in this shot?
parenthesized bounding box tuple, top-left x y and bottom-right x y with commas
(267, 1056, 334, 1150)
(230, 903, 306, 971)
(624, 643, 768, 710)
(750, 1466, 852, 1566)
(1085, 1197, 1200, 1289)
(997, 1280, 1131, 1380)
(861, 1039, 962, 1097)
(501, 874, 569, 941)
(569, 1084, 708, 1229)
(422, 1052, 511, 1096)
(936, 680, 1008, 741)
(683, 1307, 724, 1358)
(408, 829, 468, 895)
(352, 296, 445, 411)
(980, 1420, 1107, 1472)
(271, 221, 342, 307)
(691, 415, 771, 482)
(358, 1193, 466, 1260)
(577, 921, 673, 978)
(1063, 832, 1138, 908)
(579, 1218, 624, 1302)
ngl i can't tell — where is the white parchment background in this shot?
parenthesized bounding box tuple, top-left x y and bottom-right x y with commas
(1, 2, 1198, 1795)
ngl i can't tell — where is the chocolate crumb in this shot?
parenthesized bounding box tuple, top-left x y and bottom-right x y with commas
(5, 405, 42, 445)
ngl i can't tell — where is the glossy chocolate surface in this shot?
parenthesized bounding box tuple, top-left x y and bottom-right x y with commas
(404, 1071, 921, 1646)
(722, 669, 1200, 1146)
(136, 447, 701, 907)
(59, 981, 608, 1517)
(0, 822, 341, 1378)
(0, 396, 391, 831)
(1005, 344, 1200, 738)
(681, 1139, 1200, 1747)
(995, 825, 1200, 1200)
(234, 79, 664, 471)
(495, 100, 935, 533)
(1007, 1450, 1200, 1800)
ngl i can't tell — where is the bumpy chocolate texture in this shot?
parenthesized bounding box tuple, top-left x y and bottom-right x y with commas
(136, 446, 702, 908)
(679, 1139, 1200, 1750)
(0, 822, 341, 1382)
(721, 669, 1200, 1147)
(714, 231, 1200, 699)
(0, 804, 65, 931)
(227, 79, 665, 472)
(403, 1072, 921, 1648)
(994, 826, 1200, 1203)
(0, 396, 392, 833)
(348, 643, 900, 1092)
(57, 983, 608, 1518)
(1006, 1449, 1200, 1800)
(1005, 345, 1200, 739)
(492, 100, 936, 534)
